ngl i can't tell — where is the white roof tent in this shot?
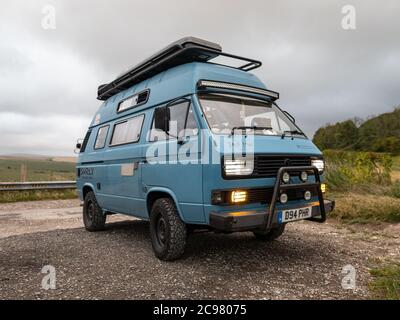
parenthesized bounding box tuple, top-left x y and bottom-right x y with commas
(97, 37, 263, 101)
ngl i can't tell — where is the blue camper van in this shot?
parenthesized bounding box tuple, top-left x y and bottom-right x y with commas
(76, 37, 334, 261)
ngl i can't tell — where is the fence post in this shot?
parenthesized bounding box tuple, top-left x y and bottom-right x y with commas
(20, 163, 28, 182)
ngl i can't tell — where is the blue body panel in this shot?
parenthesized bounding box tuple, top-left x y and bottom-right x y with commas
(77, 62, 323, 224)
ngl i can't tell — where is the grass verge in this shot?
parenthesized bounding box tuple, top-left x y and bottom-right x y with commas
(393, 155, 400, 171)
(369, 263, 400, 300)
(0, 189, 78, 203)
(330, 192, 400, 224)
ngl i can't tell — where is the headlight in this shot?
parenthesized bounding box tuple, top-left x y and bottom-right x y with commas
(224, 158, 254, 176)
(311, 159, 325, 173)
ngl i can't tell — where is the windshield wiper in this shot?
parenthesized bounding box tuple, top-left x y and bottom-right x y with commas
(231, 126, 273, 136)
(281, 130, 306, 140)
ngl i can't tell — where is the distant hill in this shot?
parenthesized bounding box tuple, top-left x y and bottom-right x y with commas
(0, 154, 76, 163)
(52, 157, 77, 163)
(313, 107, 400, 154)
(0, 154, 50, 160)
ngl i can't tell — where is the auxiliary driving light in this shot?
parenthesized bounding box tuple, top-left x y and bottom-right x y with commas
(282, 172, 290, 184)
(300, 171, 308, 182)
(280, 193, 288, 204)
(231, 190, 248, 204)
(321, 183, 327, 194)
(304, 191, 312, 201)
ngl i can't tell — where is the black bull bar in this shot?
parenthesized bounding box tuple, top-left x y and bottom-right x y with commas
(265, 166, 327, 230)
(209, 166, 335, 232)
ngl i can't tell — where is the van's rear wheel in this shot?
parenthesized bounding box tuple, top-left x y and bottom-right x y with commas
(150, 198, 187, 261)
(253, 224, 285, 241)
(83, 191, 106, 232)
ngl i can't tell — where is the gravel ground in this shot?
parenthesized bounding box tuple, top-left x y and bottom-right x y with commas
(0, 199, 399, 300)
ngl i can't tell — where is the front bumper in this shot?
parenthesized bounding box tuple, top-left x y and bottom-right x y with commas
(209, 199, 335, 232)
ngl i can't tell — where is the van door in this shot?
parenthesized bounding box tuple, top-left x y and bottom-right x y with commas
(101, 114, 147, 217)
(142, 98, 205, 223)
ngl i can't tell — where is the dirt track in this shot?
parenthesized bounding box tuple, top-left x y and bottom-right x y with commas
(0, 199, 399, 300)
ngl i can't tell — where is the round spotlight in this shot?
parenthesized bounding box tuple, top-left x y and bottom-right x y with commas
(300, 171, 308, 182)
(282, 172, 290, 184)
(304, 191, 312, 201)
(280, 193, 288, 204)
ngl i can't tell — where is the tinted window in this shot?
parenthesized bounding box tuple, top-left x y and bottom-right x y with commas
(117, 90, 149, 113)
(110, 115, 144, 146)
(169, 102, 188, 139)
(149, 101, 198, 142)
(184, 106, 199, 137)
(94, 125, 109, 150)
(149, 114, 168, 141)
(80, 130, 91, 153)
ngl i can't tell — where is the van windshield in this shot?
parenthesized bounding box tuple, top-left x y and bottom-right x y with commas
(198, 93, 303, 137)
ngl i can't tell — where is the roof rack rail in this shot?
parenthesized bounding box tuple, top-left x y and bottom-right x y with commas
(97, 37, 262, 101)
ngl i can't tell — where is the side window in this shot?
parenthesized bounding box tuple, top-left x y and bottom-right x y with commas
(80, 130, 92, 153)
(149, 114, 167, 142)
(149, 101, 198, 142)
(183, 106, 199, 137)
(117, 90, 150, 113)
(110, 115, 144, 146)
(169, 102, 188, 139)
(94, 125, 109, 150)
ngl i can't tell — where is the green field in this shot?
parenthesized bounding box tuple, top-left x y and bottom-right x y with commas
(0, 158, 76, 182)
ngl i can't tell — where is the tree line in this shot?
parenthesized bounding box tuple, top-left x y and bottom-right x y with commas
(313, 107, 400, 154)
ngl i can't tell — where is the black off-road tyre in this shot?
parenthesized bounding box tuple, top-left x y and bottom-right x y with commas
(150, 198, 187, 261)
(83, 191, 106, 232)
(253, 224, 286, 241)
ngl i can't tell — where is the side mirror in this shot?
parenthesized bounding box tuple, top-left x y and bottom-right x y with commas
(154, 107, 170, 132)
(74, 138, 83, 154)
(283, 110, 296, 123)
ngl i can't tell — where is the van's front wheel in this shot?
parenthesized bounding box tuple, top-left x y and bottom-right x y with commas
(83, 191, 106, 231)
(150, 198, 187, 261)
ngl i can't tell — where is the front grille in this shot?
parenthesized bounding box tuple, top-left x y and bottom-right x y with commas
(252, 155, 312, 177)
(248, 186, 318, 204)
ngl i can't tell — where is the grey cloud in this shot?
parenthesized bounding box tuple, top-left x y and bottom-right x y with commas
(0, 0, 399, 155)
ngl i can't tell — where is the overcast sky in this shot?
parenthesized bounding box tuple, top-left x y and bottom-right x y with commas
(1, 0, 399, 156)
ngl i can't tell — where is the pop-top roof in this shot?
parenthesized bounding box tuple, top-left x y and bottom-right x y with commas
(97, 37, 262, 101)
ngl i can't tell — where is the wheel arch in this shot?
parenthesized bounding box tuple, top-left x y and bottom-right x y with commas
(82, 183, 96, 199)
(146, 187, 184, 221)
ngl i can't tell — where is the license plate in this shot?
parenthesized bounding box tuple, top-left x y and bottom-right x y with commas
(278, 206, 313, 223)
